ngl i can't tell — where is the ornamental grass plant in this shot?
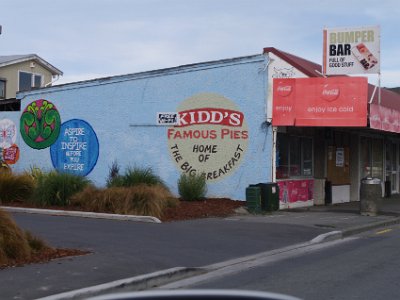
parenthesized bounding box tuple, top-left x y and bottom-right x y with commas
(107, 166, 166, 188)
(71, 184, 176, 218)
(0, 209, 50, 267)
(0, 172, 35, 204)
(178, 173, 207, 201)
(32, 171, 91, 207)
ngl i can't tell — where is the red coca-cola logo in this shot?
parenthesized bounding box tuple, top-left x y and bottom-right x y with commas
(321, 84, 340, 102)
(276, 83, 293, 97)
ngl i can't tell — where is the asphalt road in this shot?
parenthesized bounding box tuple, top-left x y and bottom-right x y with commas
(1, 212, 327, 300)
(189, 225, 400, 300)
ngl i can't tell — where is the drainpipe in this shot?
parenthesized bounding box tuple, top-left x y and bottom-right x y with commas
(45, 74, 60, 87)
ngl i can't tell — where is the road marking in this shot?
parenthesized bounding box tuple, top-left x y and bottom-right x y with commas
(375, 229, 392, 235)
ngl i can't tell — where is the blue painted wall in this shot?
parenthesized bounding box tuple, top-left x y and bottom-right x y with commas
(12, 54, 272, 200)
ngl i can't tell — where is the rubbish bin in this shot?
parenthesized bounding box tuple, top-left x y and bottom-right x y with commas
(245, 186, 262, 213)
(360, 177, 383, 216)
(250, 183, 280, 212)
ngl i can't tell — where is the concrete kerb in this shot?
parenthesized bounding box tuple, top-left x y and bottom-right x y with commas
(1, 206, 162, 223)
(36, 267, 205, 300)
(341, 216, 400, 237)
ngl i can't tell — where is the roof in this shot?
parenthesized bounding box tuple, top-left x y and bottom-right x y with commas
(0, 54, 63, 76)
(264, 47, 400, 111)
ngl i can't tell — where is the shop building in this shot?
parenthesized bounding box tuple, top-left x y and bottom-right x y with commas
(1, 47, 399, 206)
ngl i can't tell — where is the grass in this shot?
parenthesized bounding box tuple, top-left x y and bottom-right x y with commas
(71, 184, 177, 218)
(32, 171, 91, 207)
(178, 173, 207, 201)
(107, 166, 165, 188)
(0, 209, 52, 268)
(0, 172, 35, 204)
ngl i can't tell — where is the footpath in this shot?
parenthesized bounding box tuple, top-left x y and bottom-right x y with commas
(2, 196, 400, 300)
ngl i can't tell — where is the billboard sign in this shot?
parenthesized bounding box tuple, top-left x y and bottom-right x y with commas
(272, 77, 368, 127)
(323, 26, 380, 75)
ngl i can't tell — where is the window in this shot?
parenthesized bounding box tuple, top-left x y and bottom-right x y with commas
(360, 137, 383, 180)
(0, 80, 5, 99)
(19, 71, 43, 92)
(277, 134, 313, 179)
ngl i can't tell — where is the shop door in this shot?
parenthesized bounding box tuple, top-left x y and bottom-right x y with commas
(327, 146, 350, 203)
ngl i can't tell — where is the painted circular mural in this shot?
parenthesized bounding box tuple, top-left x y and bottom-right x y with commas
(167, 93, 249, 182)
(50, 119, 99, 177)
(20, 99, 61, 149)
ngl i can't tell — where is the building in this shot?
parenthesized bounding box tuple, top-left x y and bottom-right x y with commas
(2, 47, 400, 207)
(0, 54, 63, 110)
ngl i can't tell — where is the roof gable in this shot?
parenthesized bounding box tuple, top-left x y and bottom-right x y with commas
(0, 54, 63, 76)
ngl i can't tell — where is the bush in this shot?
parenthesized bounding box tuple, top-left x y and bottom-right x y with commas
(178, 173, 207, 201)
(0, 172, 35, 204)
(106, 160, 122, 187)
(25, 231, 49, 253)
(71, 184, 174, 218)
(33, 171, 91, 207)
(108, 166, 165, 188)
(0, 209, 51, 267)
(0, 209, 31, 265)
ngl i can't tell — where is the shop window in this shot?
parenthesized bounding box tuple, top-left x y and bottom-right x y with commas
(19, 71, 43, 92)
(277, 134, 313, 179)
(361, 137, 383, 180)
(0, 80, 5, 99)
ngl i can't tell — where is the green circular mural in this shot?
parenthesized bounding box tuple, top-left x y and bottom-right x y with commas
(20, 99, 61, 149)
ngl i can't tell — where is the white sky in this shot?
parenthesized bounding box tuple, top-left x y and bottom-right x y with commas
(1, 0, 399, 87)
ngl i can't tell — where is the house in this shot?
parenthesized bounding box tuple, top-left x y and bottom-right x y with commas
(0, 54, 62, 110)
(2, 47, 400, 207)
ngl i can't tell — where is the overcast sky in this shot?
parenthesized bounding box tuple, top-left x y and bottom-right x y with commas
(1, 0, 399, 87)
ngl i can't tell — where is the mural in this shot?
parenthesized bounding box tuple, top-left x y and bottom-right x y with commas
(20, 99, 61, 149)
(167, 93, 249, 181)
(0, 119, 20, 165)
(50, 119, 99, 176)
(2, 144, 20, 165)
(0, 119, 16, 149)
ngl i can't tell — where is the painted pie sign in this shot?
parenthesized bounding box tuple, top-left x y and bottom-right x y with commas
(167, 93, 248, 181)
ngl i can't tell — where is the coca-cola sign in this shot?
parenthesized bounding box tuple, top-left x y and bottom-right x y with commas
(272, 77, 367, 127)
(276, 82, 293, 97)
(321, 84, 340, 102)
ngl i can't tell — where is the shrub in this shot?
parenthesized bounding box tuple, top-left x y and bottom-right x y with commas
(0, 172, 35, 204)
(127, 184, 172, 218)
(178, 173, 207, 201)
(0, 209, 31, 264)
(25, 231, 49, 253)
(106, 160, 122, 188)
(0, 209, 51, 267)
(71, 184, 173, 218)
(33, 171, 91, 207)
(108, 166, 166, 188)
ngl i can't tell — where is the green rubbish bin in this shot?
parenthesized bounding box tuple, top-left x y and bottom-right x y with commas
(245, 186, 262, 213)
(251, 183, 280, 212)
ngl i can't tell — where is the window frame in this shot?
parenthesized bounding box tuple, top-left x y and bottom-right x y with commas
(0, 79, 6, 99)
(277, 133, 314, 179)
(18, 70, 44, 92)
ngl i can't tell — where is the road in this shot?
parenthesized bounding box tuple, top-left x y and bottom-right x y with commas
(1, 212, 327, 300)
(185, 225, 400, 300)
